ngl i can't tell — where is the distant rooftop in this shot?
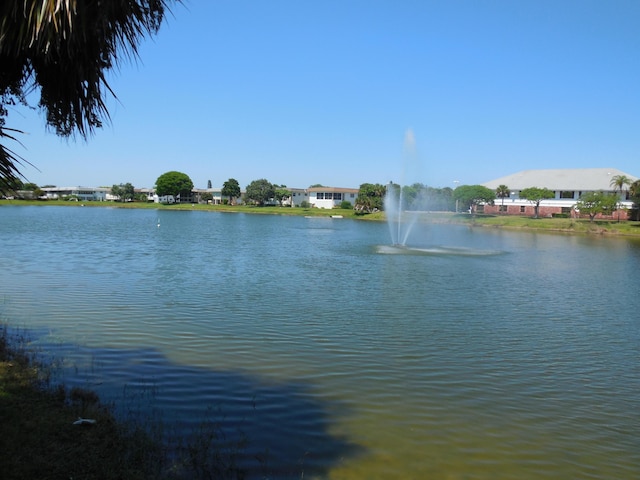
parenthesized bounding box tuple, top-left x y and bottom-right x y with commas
(482, 168, 638, 191)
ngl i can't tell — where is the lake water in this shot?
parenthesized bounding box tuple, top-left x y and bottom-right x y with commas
(1, 205, 639, 479)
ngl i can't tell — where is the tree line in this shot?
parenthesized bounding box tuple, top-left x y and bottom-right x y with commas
(352, 175, 640, 222)
(6, 170, 640, 221)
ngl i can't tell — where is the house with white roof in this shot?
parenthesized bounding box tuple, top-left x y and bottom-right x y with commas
(308, 187, 359, 209)
(286, 187, 359, 208)
(42, 186, 108, 201)
(481, 168, 638, 219)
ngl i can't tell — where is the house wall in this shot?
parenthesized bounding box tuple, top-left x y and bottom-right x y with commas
(309, 190, 358, 209)
(484, 202, 631, 220)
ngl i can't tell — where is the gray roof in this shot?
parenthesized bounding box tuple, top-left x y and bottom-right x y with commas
(482, 168, 638, 191)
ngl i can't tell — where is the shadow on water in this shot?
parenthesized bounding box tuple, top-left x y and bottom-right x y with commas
(18, 328, 364, 479)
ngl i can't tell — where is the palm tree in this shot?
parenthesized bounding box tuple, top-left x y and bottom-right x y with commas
(609, 174, 631, 222)
(0, 0, 176, 192)
(495, 185, 510, 214)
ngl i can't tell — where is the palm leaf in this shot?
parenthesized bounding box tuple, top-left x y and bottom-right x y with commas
(1, 0, 177, 183)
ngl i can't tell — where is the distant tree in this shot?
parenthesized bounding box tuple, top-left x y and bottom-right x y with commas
(400, 184, 419, 208)
(355, 183, 386, 214)
(6, 178, 25, 192)
(0, 0, 176, 192)
(427, 186, 456, 211)
(32, 186, 44, 199)
(452, 185, 495, 214)
(495, 185, 510, 214)
(200, 192, 213, 203)
(22, 182, 38, 191)
(155, 171, 193, 198)
(207, 179, 212, 189)
(309, 184, 326, 188)
(222, 178, 241, 205)
(111, 182, 134, 202)
(630, 180, 640, 200)
(519, 187, 554, 218)
(629, 180, 640, 220)
(575, 191, 618, 223)
(610, 174, 631, 222)
(111, 184, 123, 200)
(245, 179, 275, 206)
(274, 185, 291, 206)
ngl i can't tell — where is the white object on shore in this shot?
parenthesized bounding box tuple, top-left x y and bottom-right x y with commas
(73, 417, 97, 426)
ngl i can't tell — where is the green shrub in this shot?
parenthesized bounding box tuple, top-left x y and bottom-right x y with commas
(339, 201, 353, 210)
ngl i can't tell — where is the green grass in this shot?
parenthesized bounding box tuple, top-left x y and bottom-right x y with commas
(448, 213, 640, 236)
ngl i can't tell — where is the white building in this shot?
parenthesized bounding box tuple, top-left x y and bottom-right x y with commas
(481, 168, 638, 218)
(288, 187, 359, 209)
(42, 186, 108, 201)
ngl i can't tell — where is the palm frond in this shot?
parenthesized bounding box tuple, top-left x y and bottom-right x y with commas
(0, 0, 177, 184)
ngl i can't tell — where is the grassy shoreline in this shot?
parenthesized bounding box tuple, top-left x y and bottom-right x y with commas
(0, 325, 251, 479)
(3, 199, 640, 237)
(0, 326, 162, 479)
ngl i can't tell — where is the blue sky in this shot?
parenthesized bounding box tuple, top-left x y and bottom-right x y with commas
(8, 0, 640, 190)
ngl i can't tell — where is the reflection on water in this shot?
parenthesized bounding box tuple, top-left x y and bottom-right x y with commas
(376, 244, 504, 255)
(1, 206, 639, 479)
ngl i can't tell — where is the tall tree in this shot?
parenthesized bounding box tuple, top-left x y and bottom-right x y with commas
(207, 179, 212, 189)
(355, 183, 386, 214)
(519, 187, 554, 218)
(274, 185, 291, 206)
(155, 171, 193, 198)
(452, 185, 496, 214)
(610, 174, 631, 222)
(495, 184, 510, 214)
(222, 178, 241, 205)
(0, 0, 177, 192)
(111, 182, 134, 202)
(245, 179, 275, 206)
(575, 191, 618, 223)
(630, 180, 640, 200)
(629, 180, 640, 221)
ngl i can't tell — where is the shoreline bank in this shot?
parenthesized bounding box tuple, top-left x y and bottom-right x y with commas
(2, 199, 640, 237)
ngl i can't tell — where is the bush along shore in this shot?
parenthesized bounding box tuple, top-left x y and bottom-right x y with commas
(0, 325, 249, 480)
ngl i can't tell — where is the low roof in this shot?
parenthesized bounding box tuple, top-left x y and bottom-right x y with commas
(482, 168, 638, 191)
(307, 186, 359, 193)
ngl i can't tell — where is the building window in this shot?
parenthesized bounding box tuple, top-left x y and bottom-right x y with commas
(560, 191, 574, 199)
(350, 193, 355, 198)
(317, 193, 324, 199)
(325, 192, 333, 199)
(520, 206, 525, 213)
(334, 193, 342, 200)
(499, 205, 507, 212)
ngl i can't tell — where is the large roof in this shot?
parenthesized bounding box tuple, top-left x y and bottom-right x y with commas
(307, 186, 359, 193)
(482, 168, 638, 191)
